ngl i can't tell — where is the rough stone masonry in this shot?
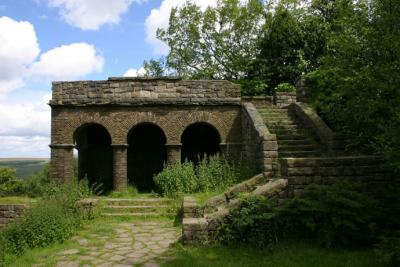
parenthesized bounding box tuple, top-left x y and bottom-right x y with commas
(50, 77, 272, 190)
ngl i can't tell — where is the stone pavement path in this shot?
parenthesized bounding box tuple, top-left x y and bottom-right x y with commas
(48, 220, 180, 267)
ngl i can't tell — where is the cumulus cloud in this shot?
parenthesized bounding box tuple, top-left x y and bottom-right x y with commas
(29, 43, 104, 80)
(0, 91, 51, 157)
(145, 0, 217, 54)
(123, 67, 146, 77)
(0, 136, 50, 157)
(0, 16, 40, 98)
(47, 0, 144, 30)
(0, 95, 50, 138)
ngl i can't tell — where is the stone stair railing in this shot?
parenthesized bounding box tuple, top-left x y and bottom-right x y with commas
(182, 174, 288, 244)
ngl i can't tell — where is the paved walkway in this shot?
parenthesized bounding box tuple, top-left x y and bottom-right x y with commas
(51, 220, 180, 267)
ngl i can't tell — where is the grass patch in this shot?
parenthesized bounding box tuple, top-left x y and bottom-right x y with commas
(0, 196, 38, 204)
(163, 242, 383, 267)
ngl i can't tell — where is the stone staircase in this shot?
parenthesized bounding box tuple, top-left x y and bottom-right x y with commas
(257, 105, 322, 157)
(101, 198, 173, 218)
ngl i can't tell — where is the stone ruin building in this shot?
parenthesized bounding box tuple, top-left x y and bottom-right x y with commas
(49, 77, 392, 194)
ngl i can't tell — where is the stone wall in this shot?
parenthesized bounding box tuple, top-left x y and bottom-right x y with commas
(241, 103, 278, 177)
(274, 92, 297, 107)
(288, 102, 344, 152)
(0, 204, 27, 228)
(280, 156, 393, 196)
(51, 77, 241, 106)
(241, 96, 273, 107)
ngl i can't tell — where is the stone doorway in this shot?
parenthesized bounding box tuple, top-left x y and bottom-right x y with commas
(74, 123, 113, 192)
(128, 123, 167, 192)
(181, 122, 221, 165)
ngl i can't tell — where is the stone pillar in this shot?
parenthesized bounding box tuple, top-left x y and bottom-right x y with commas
(111, 144, 128, 191)
(165, 143, 182, 164)
(50, 144, 75, 183)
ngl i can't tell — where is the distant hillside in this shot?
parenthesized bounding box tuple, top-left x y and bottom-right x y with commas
(0, 158, 49, 179)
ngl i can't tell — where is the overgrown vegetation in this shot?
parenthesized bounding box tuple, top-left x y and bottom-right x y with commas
(214, 181, 400, 266)
(0, 180, 94, 266)
(154, 156, 254, 197)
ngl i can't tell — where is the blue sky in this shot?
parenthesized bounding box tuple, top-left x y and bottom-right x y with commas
(0, 0, 217, 157)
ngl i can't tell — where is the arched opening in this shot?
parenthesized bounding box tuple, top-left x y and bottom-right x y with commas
(128, 123, 167, 192)
(181, 122, 221, 164)
(74, 123, 113, 193)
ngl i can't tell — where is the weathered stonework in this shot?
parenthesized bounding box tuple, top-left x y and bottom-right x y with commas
(280, 156, 393, 196)
(241, 103, 278, 177)
(50, 77, 243, 190)
(274, 92, 297, 107)
(0, 204, 27, 228)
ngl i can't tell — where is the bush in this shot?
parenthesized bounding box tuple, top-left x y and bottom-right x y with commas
(154, 156, 250, 197)
(0, 168, 25, 197)
(375, 230, 400, 267)
(0, 180, 93, 264)
(274, 82, 296, 92)
(235, 79, 269, 96)
(196, 156, 237, 192)
(154, 161, 197, 197)
(278, 182, 380, 248)
(215, 195, 279, 249)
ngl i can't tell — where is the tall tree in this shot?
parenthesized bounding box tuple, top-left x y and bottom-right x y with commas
(157, 0, 265, 80)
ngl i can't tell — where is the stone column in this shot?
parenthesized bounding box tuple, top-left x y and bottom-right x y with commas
(49, 144, 75, 183)
(111, 144, 128, 191)
(165, 143, 182, 164)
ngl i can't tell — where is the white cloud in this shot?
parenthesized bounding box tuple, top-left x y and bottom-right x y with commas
(0, 136, 50, 157)
(123, 67, 147, 77)
(0, 97, 50, 138)
(29, 43, 104, 80)
(47, 0, 144, 30)
(0, 16, 40, 98)
(145, 0, 217, 54)
(0, 91, 51, 156)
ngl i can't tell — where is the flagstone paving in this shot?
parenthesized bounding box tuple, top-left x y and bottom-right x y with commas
(45, 220, 180, 267)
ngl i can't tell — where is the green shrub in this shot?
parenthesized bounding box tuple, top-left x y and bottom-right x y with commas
(0, 180, 93, 263)
(215, 195, 278, 249)
(375, 230, 400, 267)
(154, 161, 197, 197)
(274, 82, 296, 92)
(196, 156, 236, 192)
(278, 182, 380, 248)
(154, 156, 250, 197)
(0, 168, 25, 197)
(235, 79, 269, 96)
(108, 185, 138, 198)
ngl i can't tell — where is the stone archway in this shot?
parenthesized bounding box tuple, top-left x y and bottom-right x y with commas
(181, 122, 221, 165)
(127, 123, 167, 192)
(74, 123, 113, 192)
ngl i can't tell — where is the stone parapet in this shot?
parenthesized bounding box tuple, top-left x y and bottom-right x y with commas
(288, 102, 344, 152)
(280, 156, 393, 196)
(242, 103, 278, 177)
(50, 78, 241, 106)
(274, 92, 297, 107)
(0, 204, 27, 228)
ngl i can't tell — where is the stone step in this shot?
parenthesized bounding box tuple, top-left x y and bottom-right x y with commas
(278, 139, 313, 146)
(268, 124, 302, 130)
(277, 134, 310, 140)
(101, 212, 161, 217)
(104, 198, 171, 206)
(103, 205, 169, 213)
(279, 145, 317, 152)
(279, 151, 321, 157)
(270, 129, 305, 135)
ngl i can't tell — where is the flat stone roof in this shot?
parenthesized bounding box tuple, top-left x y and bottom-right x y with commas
(50, 77, 241, 106)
